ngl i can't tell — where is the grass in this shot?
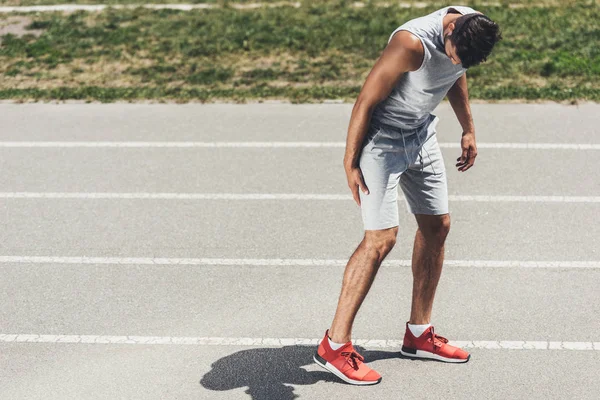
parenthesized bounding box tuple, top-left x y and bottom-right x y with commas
(1, 0, 594, 5)
(2, 0, 218, 4)
(0, 1, 599, 102)
(0, 0, 223, 4)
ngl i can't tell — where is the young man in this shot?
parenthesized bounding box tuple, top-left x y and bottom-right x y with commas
(313, 6, 502, 385)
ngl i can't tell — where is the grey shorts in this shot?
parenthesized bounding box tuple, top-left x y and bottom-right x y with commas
(358, 114, 448, 231)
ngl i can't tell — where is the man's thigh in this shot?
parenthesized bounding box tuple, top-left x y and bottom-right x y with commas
(358, 126, 407, 231)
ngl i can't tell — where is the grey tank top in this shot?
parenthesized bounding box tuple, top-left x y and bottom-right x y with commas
(371, 6, 477, 130)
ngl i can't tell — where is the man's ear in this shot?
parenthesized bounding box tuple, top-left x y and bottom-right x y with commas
(444, 22, 456, 37)
(446, 22, 455, 36)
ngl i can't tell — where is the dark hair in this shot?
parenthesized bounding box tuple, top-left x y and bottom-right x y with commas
(450, 14, 502, 69)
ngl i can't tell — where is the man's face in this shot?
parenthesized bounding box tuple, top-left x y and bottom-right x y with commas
(444, 33, 462, 66)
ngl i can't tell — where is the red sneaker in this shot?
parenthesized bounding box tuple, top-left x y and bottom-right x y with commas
(400, 323, 470, 363)
(313, 330, 382, 385)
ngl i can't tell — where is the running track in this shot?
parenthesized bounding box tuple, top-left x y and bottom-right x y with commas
(0, 103, 598, 399)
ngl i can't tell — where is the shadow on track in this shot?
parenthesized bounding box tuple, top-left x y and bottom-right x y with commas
(200, 345, 398, 399)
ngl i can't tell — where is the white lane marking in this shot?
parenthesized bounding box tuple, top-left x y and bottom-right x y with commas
(0, 141, 345, 148)
(0, 192, 599, 203)
(0, 334, 597, 350)
(1, 256, 599, 269)
(0, 192, 347, 200)
(449, 195, 600, 203)
(1, 141, 599, 150)
(462, 143, 600, 150)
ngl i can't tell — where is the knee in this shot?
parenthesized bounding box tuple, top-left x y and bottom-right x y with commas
(421, 214, 451, 244)
(438, 215, 451, 238)
(363, 227, 398, 260)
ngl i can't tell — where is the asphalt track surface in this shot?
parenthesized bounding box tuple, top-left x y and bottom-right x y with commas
(0, 103, 598, 399)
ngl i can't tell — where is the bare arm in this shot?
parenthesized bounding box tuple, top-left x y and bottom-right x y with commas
(344, 31, 423, 169)
(447, 73, 475, 134)
(447, 73, 478, 172)
(344, 31, 423, 205)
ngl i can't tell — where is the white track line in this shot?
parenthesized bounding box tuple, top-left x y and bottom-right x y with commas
(449, 195, 600, 203)
(1, 256, 599, 269)
(1, 141, 599, 150)
(0, 334, 597, 350)
(0, 192, 599, 203)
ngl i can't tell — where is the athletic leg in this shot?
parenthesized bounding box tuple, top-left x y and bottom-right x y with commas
(409, 213, 450, 324)
(314, 123, 404, 384)
(398, 117, 469, 362)
(329, 226, 398, 343)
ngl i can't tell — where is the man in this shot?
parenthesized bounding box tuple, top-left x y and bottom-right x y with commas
(313, 6, 502, 385)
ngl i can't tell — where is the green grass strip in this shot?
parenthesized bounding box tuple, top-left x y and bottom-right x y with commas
(2, 0, 592, 6)
(1, 2, 599, 102)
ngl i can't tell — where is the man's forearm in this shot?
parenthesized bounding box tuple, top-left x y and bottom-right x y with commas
(447, 74, 475, 135)
(343, 101, 374, 169)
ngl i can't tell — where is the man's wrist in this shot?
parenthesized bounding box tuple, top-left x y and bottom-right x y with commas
(343, 156, 359, 170)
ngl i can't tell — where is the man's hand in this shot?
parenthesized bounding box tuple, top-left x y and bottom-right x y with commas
(345, 165, 369, 206)
(456, 132, 478, 172)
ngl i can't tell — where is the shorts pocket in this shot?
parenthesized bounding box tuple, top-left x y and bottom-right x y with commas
(363, 124, 384, 152)
(365, 124, 405, 153)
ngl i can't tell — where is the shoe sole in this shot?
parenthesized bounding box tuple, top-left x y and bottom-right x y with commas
(400, 346, 470, 363)
(313, 352, 382, 386)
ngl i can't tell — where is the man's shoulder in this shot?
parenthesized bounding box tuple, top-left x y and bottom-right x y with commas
(387, 30, 425, 72)
(389, 30, 423, 53)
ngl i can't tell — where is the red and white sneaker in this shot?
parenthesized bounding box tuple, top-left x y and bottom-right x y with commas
(313, 330, 382, 385)
(400, 323, 470, 363)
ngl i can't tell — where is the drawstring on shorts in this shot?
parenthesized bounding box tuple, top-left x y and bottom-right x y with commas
(414, 124, 438, 178)
(393, 121, 440, 178)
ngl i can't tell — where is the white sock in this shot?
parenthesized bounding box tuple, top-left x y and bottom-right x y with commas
(328, 336, 346, 351)
(408, 323, 431, 338)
